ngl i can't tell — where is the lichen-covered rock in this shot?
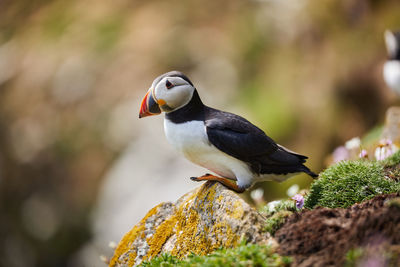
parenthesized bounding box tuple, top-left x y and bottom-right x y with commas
(109, 181, 273, 267)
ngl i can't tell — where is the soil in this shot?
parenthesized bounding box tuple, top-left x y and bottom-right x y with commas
(275, 193, 400, 266)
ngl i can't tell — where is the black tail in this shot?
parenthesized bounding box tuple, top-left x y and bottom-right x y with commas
(300, 165, 318, 178)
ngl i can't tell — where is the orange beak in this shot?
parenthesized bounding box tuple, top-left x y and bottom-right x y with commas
(139, 89, 161, 118)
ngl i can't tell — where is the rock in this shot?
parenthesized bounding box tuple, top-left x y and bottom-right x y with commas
(109, 181, 273, 267)
(382, 106, 400, 146)
(275, 193, 400, 267)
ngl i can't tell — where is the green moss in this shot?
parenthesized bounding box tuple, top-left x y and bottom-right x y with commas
(382, 151, 400, 168)
(305, 157, 400, 209)
(141, 242, 291, 267)
(344, 248, 364, 267)
(264, 210, 293, 236)
(260, 199, 297, 217)
(260, 199, 296, 235)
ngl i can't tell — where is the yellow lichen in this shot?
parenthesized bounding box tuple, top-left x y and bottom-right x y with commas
(144, 215, 176, 260)
(211, 222, 239, 248)
(169, 183, 219, 258)
(110, 182, 246, 266)
(226, 200, 244, 219)
(109, 203, 165, 267)
(171, 193, 204, 257)
(127, 252, 136, 267)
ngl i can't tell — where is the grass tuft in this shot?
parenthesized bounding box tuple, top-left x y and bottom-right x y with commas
(260, 199, 296, 235)
(263, 210, 293, 236)
(305, 154, 400, 209)
(382, 150, 400, 168)
(141, 241, 291, 267)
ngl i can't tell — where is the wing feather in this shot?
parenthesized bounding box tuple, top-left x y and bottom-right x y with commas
(205, 108, 307, 175)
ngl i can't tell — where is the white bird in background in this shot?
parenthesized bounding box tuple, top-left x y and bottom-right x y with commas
(383, 30, 400, 95)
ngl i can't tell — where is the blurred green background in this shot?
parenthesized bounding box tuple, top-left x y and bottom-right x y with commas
(1, 0, 400, 266)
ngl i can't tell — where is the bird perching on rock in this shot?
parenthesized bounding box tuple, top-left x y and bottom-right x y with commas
(139, 71, 317, 193)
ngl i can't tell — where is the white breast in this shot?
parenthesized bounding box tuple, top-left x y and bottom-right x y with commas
(163, 119, 253, 186)
(384, 60, 400, 94)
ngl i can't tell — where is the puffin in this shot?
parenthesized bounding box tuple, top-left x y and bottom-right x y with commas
(383, 30, 400, 95)
(139, 71, 317, 193)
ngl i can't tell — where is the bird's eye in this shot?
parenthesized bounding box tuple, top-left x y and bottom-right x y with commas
(166, 80, 174, 89)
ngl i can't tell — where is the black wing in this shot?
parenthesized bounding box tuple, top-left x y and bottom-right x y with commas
(205, 108, 315, 176)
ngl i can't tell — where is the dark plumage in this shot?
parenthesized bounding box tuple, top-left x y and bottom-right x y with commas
(166, 86, 317, 178)
(205, 108, 317, 177)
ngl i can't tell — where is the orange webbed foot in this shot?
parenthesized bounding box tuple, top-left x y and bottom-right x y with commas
(190, 174, 245, 193)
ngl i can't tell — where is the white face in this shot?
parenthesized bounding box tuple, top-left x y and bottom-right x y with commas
(152, 76, 195, 112)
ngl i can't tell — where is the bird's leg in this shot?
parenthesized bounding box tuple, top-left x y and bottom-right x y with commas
(190, 174, 245, 193)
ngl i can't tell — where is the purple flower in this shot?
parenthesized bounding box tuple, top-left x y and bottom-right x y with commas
(383, 139, 393, 146)
(359, 149, 368, 159)
(292, 194, 304, 209)
(374, 138, 395, 161)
